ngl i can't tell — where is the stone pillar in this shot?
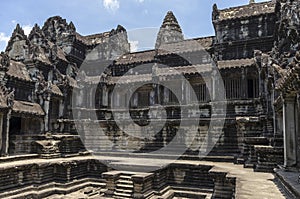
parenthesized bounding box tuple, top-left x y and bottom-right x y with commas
(150, 90, 155, 106)
(0, 113, 3, 153)
(185, 80, 190, 103)
(211, 70, 216, 101)
(154, 84, 159, 105)
(102, 86, 108, 107)
(162, 127, 167, 147)
(181, 78, 185, 104)
(85, 85, 89, 108)
(2, 110, 11, 155)
(157, 85, 161, 105)
(283, 96, 297, 168)
(90, 86, 96, 109)
(163, 87, 169, 104)
(43, 93, 51, 132)
(59, 99, 64, 117)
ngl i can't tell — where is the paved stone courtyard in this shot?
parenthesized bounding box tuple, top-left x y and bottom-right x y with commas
(0, 155, 285, 198)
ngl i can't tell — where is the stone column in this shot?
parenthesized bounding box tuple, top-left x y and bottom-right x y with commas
(283, 96, 297, 168)
(0, 113, 3, 153)
(211, 70, 216, 101)
(2, 110, 11, 155)
(102, 86, 108, 107)
(154, 84, 159, 105)
(89, 85, 94, 108)
(157, 85, 161, 105)
(185, 80, 190, 104)
(44, 94, 51, 132)
(59, 99, 64, 117)
(163, 87, 169, 104)
(181, 78, 185, 104)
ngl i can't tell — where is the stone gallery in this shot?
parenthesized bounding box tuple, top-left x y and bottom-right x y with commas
(0, 0, 299, 198)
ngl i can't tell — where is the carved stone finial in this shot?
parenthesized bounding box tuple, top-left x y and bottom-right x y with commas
(212, 4, 219, 20)
(249, 0, 255, 4)
(161, 11, 182, 33)
(68, 21, 76, 33)
(29, 24, 43, 40)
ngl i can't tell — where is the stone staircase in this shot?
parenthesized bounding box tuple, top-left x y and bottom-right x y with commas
(114, 173, 134, 198)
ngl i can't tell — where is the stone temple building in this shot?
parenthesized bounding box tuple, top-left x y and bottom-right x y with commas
(0, 0, 299, 198)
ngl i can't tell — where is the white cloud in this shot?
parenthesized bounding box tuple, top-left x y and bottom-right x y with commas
(0, 33, 9, 51)
(129, 40, 139, 52)
(136, 0, 144, 2)
(22, 24, 33, 36)
(11, 20, 16, 24)
(0, 32, 9, 43)
(103, 0, 120, 13)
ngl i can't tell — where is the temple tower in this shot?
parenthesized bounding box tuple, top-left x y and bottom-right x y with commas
(155, 11, 184, 49)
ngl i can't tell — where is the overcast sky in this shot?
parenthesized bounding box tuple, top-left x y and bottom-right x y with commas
(0, 0, 269, 52)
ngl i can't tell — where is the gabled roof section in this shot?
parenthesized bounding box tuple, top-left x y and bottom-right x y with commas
(7, 60, 32, 82)
(115, 50, 156, 65)
(51, 84, 63, 97)
(76, 32, 111, 46)
(158, 36, 214, 56)
(218, 58, 255, 69)
(12, 100, 45, 116)
(194, 36, 214, 49)
(75, 25, 127, 46)
(215, 1, 276, 21)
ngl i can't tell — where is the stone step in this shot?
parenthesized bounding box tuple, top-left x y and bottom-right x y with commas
(115, 188, 133, 193)
(114, 197, 132, 199)
(116, 183, 134, 188)
(114, 191, 132, 197)
(119, 175, 132, 179)
(117, 179, 133, 184)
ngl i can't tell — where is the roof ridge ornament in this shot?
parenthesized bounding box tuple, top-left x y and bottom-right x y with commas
(249, 0, 255, 4)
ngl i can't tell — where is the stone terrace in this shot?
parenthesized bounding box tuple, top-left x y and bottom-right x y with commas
(0, 155, 286, 199)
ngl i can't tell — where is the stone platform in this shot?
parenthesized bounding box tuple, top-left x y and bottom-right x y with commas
(0, 154, 286, 198)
